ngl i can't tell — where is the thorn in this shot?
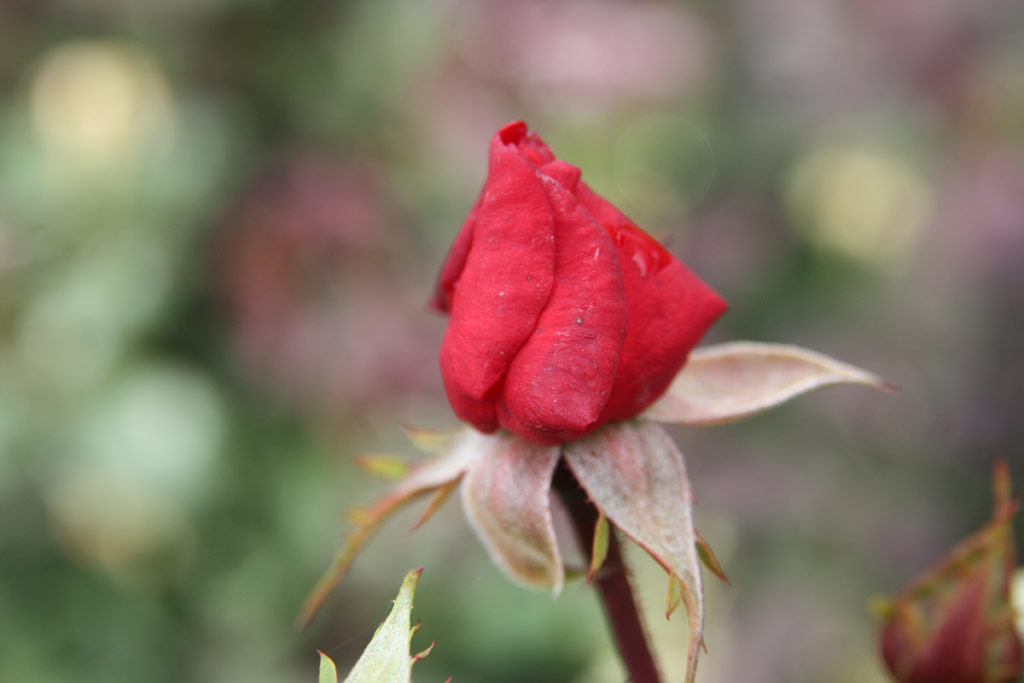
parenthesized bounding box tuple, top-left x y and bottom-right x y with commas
(412, 640, 435, 663)
(695, 531, 729, 584)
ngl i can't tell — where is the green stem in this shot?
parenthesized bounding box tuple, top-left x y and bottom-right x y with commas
(554, 464, 662, 683)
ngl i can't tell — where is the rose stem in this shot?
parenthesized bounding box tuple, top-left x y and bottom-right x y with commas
(554, 462, 662, 683)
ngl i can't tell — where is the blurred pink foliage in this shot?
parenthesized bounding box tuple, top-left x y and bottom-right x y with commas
(219, 154, 441, 414)
(455, 0, 713, 106)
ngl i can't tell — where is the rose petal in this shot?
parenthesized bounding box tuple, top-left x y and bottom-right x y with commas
(564, 421, 704, 683)
(296, 430, 482, 627)
(498, 167, 627, 443)
(429, 198, 480, 313)
(461, 432, 564, 593)
(645, 341, 888, 425)
(500, 120, 555, 167)
(574, 182, 728, 423)
(439, 131, 557, 431)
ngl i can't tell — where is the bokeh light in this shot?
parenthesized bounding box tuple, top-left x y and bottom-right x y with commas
(786, 140, 932, 269)
(29, 40, 176, 167)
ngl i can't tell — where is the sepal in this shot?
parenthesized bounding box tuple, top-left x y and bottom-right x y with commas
(646, 341, 889, 425)
(564, 421, 705, 683)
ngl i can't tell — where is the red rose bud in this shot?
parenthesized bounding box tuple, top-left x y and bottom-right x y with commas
(432, 121, 727, 445)
(877, 460, 1022, 683)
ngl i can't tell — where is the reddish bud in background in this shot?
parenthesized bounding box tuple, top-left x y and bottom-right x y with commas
(877, 460, 1022, 683)
(432, 121, 726, 445)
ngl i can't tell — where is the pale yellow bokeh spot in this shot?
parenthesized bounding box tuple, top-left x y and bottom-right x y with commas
(29, 40, 176, 164)
(786, 143, 932, 270)
(47, 470, 193, 575)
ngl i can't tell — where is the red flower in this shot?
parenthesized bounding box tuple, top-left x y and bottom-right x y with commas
(431, 121, 727, 445)
(878, 461, 1022, 683)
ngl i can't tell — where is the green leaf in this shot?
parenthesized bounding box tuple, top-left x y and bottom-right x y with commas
(344, 568, 429, 683)
(318, 651, 339, 683)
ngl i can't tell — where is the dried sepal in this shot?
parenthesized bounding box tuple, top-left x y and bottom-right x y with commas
(564, 421, 705, 683)
(345, 507, 370, 525)
(878, 459, 1022, 683)
(588, 510, 610, 583)
(343, 568, 430, 683)
(297, 430, 482, 628)
(356, 455, 412, 481)
(645, 341, 888, 426)
(461, 432, 564, 593)
(411, 478, 458, 531)
(402, 425, 459, 454)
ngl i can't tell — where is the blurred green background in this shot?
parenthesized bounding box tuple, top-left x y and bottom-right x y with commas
(1, 1, 1023, 681)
